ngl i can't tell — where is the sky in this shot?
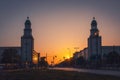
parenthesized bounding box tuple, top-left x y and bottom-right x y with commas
(0, 0, 120, 64)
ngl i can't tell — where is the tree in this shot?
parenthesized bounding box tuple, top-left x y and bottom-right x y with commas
(1, 48, 20, 63)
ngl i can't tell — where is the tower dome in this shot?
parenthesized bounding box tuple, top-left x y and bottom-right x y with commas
(91, 17, 97, 26)
(25, 17, 31, 25)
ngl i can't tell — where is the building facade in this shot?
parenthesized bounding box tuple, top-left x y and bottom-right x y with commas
(0, 17, 34, 63)
(73, 17, 120, 62)
(0, 47, 21, 62)
(88, 17, 102, 60)
(21, 17, 34, 63)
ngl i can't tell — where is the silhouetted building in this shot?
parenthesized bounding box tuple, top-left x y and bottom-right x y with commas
(73, 48, 88, 60)
(73, 17, 120, 63)
(21, 17, 34, 63)
(0, 47, 21, 62)
(0, 17, 34, 64)
(88, 17, 102, 60)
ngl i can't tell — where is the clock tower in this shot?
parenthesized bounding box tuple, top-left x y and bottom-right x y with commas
(21, 17, 34, 64)
(88, 17, 101, 60)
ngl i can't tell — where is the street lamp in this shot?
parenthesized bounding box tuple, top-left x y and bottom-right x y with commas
(52, 56, 57, 66)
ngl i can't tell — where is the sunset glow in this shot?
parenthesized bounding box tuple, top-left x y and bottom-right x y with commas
(0, 0, 120, 64)
(33, 57, 38, 64)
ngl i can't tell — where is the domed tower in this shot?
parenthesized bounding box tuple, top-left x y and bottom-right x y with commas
(21, 17, 34, 64)
(88, 17, 102, 60)
(90, 17, 99, 36)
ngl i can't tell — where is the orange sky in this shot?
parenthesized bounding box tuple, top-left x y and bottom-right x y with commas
(0, 0, 120, 64)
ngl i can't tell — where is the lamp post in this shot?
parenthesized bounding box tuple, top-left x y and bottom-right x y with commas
(52, 56, 57, 67)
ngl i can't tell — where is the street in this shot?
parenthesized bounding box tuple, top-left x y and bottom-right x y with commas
(50, 67, 120, 77)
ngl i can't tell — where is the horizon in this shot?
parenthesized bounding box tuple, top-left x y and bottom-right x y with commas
(0, 0, 120, 64)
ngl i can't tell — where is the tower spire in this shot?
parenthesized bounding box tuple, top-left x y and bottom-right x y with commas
(91, 17, 97, 28)
(27, 16, 29, 20)
(90, 17, 99, 36)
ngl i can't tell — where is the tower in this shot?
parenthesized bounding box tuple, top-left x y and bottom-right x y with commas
(21, 17, 34, 63)
(88, 17, 101, 60)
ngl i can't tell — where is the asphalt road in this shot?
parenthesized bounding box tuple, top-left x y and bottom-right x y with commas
(50, 67, 120, 77)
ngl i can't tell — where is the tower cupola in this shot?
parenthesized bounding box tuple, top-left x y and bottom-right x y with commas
(25, 17, 31, 26)
(90, 17, 99, 36)
(91, 17, 97, 27)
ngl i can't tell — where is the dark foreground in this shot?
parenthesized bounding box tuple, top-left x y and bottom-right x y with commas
(0, 69, 120, 80)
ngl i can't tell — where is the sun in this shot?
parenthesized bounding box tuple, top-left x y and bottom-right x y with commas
(66, 55, 70, 59)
